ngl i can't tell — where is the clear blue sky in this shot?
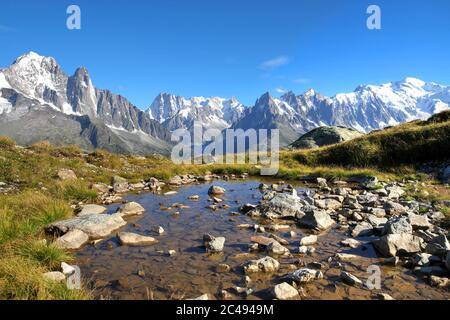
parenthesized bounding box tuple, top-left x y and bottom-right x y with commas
(1, 0, 449, 107)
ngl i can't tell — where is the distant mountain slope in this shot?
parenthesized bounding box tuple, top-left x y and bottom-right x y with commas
(290, 126, 364, 149)
(0, 52, 171, 154)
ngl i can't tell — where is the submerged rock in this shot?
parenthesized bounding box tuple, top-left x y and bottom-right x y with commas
(118, 232, 158, 246)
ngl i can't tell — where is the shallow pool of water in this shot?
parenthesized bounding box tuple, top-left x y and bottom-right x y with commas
(75, 180, 450, 300)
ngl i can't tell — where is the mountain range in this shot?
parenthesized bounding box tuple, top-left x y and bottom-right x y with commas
(1, 52, 449, 153)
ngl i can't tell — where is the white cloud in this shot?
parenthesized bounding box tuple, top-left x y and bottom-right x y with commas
(260, 56, 290, 70)
(293, 78, 311, 84)
(275, 87, 287, 94)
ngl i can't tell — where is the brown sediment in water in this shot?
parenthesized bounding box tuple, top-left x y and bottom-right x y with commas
(75, 180, 450, 300)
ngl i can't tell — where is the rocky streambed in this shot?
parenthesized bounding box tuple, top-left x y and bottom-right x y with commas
(46, 175, 450, 300)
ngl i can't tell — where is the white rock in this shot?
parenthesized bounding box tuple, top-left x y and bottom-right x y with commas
(116, 202, 145, 218)
(272, 282, 299, 300)
(54, 229, 89, 250)
(78, 204, 106, 216)
(300, 235, 318, 246)
(43, 271, 66, 282)
(244, 256, 280, 274)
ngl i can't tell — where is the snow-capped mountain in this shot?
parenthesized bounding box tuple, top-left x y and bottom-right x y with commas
(233, 77, 450, 145)
(147, 93, 245, 131)
(0, 52, 171, 154)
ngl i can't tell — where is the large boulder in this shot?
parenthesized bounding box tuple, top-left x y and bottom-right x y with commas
(298, 209, 335, 231)
(383, 216, 413, 235)
(116, 202, 145, 218)
(47, 213, 127, 239)
(259, 193, 305, 219)
(373, 233, 424, 257)
(244, 256, 280, 274)
(290, 126, 363, 150)
(54, 229, 89, 250)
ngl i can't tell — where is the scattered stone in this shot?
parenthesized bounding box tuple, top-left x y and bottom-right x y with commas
(315, 198, 342, 211)
(168, 250, 177, 256)
(266, 241, 290, 255)
(351, 222, 374, 237)
(384, 201, 407, 215)
(289, 268, 323, 283)
(373, 234, 424, 257)
(300, 235, 318, 246)
(316, 177, 328, 188)
(204, 235, 225, 253)
(298, 246, 308, 254)
(111, 176, 129, 193)
(152, 226, 165, 235)
(340, 238, 361, 249)
(335, 253, 360, 262)
(61, 262, 76, 276)
(298, 209, 335, 231)
(366, 215, 388, 228)
(272, 282, 299, 300)
(340, 271, 362, 286)
(429, 275, 450, 288)
(91, 183, 109, 194)
(244, 256, 280, 274)
(407, 213, 431, 230)
(54, 229, 89, 250)
(377, 293, 395, 300)
(116, 202, 145, 218)
(164, 191, 178, 196)
(208, 185, 226, 195)
(190, 294, 209, 300)
(57, 169, 77, 180)
(77, 204, 107, 216)
(216, 264, 231, 273)
(43, 271, 66, 282)
(118, 232, 158, 246)
(359, 176, 379, 190)
(188, 195, 200, 201)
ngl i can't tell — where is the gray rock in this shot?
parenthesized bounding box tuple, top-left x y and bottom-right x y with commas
(77, 204, 107, 216)
(260, 193, 305, 219)
(446, 251, 450, 271)
(116, 202, 145, 218)
(383, 216, 413, 235)
(118, 232, 158, 246)
(373, 233, 424, 257)
(425, 235, 450, 257)
(47, 213, 127, 239)
(314, 198, 342, 211)
(412, 253, 432, 267)
(244, 256, 280, 274)
(205, 236, 225, 253)
(57, 169, 77, 180)
(316, 178, 328, 188)
(351, 222, 374, 237)
(430, 275, 450, 287)
(289, 268, 323, 283)
(359, 176, 379, 190)
(208, 185, 226, 195)
(340, 271, 362, 286)
(385, 185, 405, 199)
(266, 241, 290, 255)
(54, 229, 89, 250)
(407, 213, 431, 230)
(384, 201, 407, 215)
(298, 209, 335, 231)
(272, 282, 298, 300)
(111, 176, 129, 193)
(366, 214, 388, 228)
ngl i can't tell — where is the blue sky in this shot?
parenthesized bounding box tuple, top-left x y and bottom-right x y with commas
(1, 0, 449, 107)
